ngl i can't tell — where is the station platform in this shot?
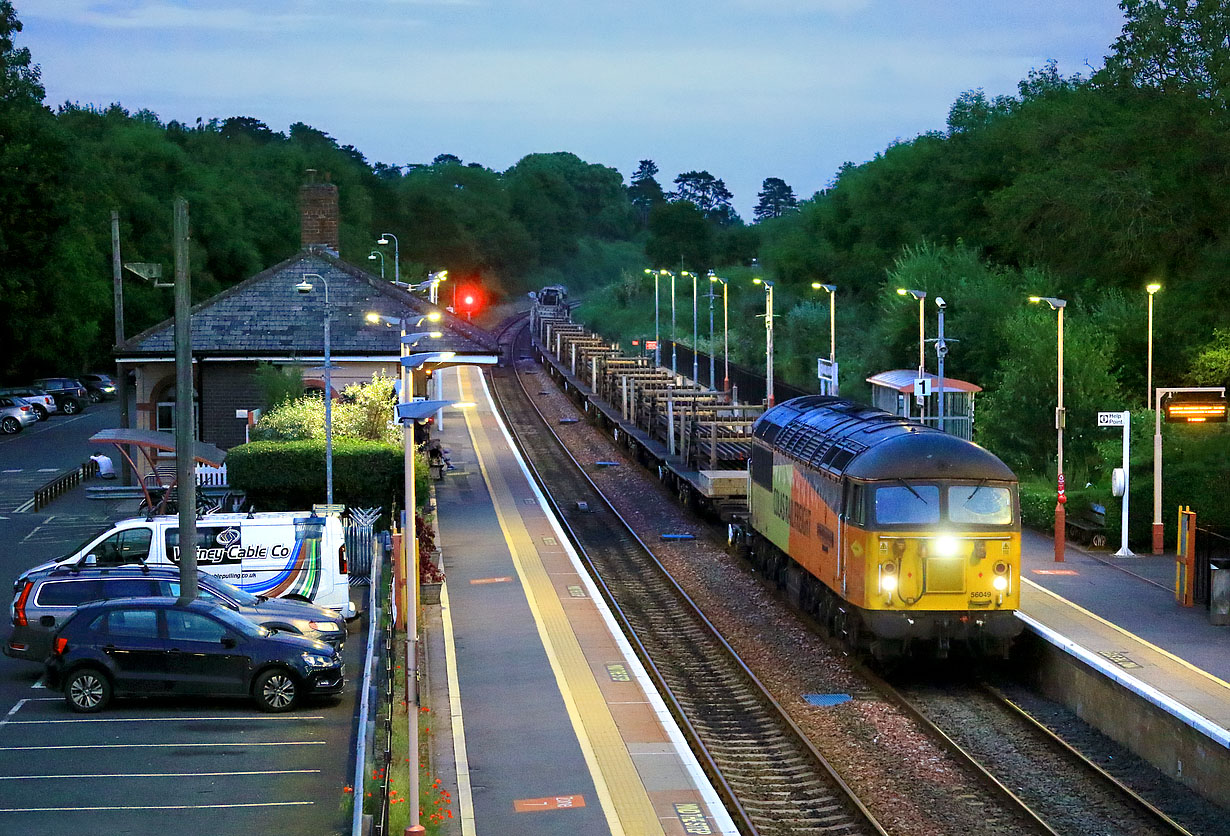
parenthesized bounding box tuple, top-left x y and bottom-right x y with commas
(1018, 529, 1230, 752)
(427, 365, 737, 836)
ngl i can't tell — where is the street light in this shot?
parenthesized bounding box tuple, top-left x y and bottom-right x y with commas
(682, 271, 700, 385)
(364, 311, 443, 409)
(429, 270, 448, 306)
(813, 282, 838, 396)
(643, 268, 662, 368)
(753, 276, 775, 406)
(377, 232, 399, 285)
(295, 273, 333, 505)
(1147, 283, 1161, 407)
(367, 250, 385, 279)
(709, 273, 730, 395)
(665, 269, 678, 376)
(1030, 295, 1068, 563)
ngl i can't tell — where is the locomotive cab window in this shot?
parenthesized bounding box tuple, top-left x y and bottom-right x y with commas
(873, 483, 940, 526)
(947, 484, 1014, 525)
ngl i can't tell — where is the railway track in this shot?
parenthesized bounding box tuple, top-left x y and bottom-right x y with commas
(488, 322, 886, 836)
(880, 673, 1197, 836)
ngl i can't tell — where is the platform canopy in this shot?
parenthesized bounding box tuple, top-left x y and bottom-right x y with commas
(866, 369, 982, 394)
(89, 428, 227, 466)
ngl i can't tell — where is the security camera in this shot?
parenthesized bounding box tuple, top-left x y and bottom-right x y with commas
(935, 296, 946, 309)
(295, 280, 313, 294)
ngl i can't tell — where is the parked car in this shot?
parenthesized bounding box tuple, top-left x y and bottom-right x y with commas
(0, 396, 38, 434)
(46, 597, 344, 712)
(6, 565, 346, 663)
(80, 373, 118, 402)
(31, 378, 89, 415)
(0, 386, 57, 420)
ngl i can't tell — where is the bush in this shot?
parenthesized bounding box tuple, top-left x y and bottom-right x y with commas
(250, 373, 399, 444)
(228, 439, 427, 518)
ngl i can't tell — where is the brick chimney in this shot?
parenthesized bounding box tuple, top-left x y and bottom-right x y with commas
(299, 170, 339, 255)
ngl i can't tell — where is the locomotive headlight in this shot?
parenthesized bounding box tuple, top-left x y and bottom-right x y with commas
(880, 573, 898, 593)
(992, 575, 1009, 591)
(934, 535, 959, 558)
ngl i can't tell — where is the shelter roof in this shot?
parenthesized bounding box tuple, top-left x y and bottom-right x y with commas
(89, 428, 227, 465)
(866, 369, 982, 394)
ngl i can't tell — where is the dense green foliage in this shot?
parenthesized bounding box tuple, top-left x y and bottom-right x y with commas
(251, 373, 400, 444)
(228, 439, 406, 513)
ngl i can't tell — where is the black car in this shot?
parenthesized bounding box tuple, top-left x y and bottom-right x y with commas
(46, 597, 344, 713)
(80, 373, 118, 402)
(32, 378, 89, 415)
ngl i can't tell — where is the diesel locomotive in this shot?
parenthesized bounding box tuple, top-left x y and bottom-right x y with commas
(740, 395, 1023, 658)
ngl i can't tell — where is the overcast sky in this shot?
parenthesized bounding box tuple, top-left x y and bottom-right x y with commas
(18, 1, 1127, 217)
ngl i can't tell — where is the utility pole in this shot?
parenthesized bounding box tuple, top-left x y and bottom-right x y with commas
(173, 197, 198, 603)
(111, 210, 132, 484)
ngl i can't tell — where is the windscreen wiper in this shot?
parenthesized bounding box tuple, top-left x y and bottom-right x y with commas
(896, 478, 927, 503)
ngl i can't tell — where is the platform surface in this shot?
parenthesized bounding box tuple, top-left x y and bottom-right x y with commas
(430, 366, 736, 836)
(1020, 529, 1230, 747)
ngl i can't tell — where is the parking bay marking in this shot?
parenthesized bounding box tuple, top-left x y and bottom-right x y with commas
(0, 801, 315, 813)
(4, 714, 325, 725)
(0, 741, 327, 751)
(0, 769, 322, 780)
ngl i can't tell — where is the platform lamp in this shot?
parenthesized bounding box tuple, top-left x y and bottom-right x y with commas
(367, 250, 385, 279)
(682, 270, 700, 385)
(813, 282, 838, 396)
(709, 272, 730, 395)
(752, 275, 775, 406)
(1147, 283, 1161, 407)
(376, 232, 399, 285)
(643, 268, 662, 367)
(897, 288, 926, 408)
(294, 273, 333, 505)
(1030, 295, 1067, 563)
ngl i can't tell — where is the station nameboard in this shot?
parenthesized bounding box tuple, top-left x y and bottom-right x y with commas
(1163, 394, 1228, 424)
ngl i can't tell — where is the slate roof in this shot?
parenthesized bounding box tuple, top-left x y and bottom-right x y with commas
(119, 248, 499, 358)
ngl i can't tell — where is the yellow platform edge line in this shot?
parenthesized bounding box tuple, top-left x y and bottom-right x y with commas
(459, 369, 638, 836)
(439, 582, 477, 836)
(1023, 577, 1230, 692)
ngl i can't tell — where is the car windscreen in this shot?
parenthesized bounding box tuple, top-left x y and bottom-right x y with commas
(204, 604, 268, 638)
(947, 484, 1015, 525)
(199, 574, 260, 606)
(873, 483, 941, 525)
(54, 529, 110, 563)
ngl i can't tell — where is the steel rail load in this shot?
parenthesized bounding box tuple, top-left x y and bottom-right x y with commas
(742, 395, 1023, 658)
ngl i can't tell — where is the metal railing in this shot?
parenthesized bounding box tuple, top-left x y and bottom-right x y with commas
(352, 528, 387, 836)
(32, 460, 98, 511)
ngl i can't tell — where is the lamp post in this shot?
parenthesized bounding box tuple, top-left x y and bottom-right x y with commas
(682, 271, 700, 385)
(667, 269, 678, 376)
(377, 232, 399, 285)
(812, 282, 838, 396)
(1030, 295, 1067, 562)
(643, 269, 662, 368)
(367, 250, 385, 279)
(705, 271, 716, 391)
(897, 288, 927, 415)
(295, 272, 333, 505)
(709, 272, 729, 395)
(429, 270, 448, 306)
(934, 297, 948, 432)
(1147, 283, 1161, 407)
(753, 276, 775, 406)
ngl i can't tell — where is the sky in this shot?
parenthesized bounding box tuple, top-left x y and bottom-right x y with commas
(16, 1, 1128, 217)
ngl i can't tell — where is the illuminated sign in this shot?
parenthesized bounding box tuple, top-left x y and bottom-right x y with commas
(1163, 395, 1228, 423)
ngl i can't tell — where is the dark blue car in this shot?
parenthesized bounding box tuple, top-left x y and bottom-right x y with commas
(46, 597, 343, 713)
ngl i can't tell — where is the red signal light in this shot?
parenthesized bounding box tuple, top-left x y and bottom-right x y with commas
(464, 295, 475, 307)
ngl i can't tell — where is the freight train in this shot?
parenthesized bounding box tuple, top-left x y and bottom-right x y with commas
(739, 395, 1022, 658)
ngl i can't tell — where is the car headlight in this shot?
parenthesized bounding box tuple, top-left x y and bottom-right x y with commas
(301, 652, 334, 668)
(992, 575, 1009, 591)
(308, 620, 342, 633)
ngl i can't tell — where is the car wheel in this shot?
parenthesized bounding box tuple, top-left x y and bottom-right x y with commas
(0, 416, 20, 434)
(61, 398, 80, 415)
(88, 390, 102, 404)
(253, 668, 299, 712)
(31, 404, 47, 421)
(65, 668, 112, 713)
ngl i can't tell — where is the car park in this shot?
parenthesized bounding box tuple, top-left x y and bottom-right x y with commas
(0, 385, 57, 420)
(0, 395, 38, 434)
(6, 565, 346, 663)
(31, 377, 89, 415)
(45, 597, 344, 712)
(18, 511, 356, 619)
(80, 372, 118, 402)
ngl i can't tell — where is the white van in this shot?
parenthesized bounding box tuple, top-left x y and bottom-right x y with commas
(22, 512, 356, 619)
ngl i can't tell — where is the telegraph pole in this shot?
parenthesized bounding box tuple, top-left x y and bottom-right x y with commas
(111, 211, 132, 484)
(173, 198, 198, 603)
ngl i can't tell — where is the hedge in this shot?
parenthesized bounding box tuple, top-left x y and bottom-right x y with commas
(228, 439, 429, 520)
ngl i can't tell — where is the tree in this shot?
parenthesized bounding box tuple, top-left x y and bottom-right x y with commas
(432, 153, 462, 166)
(1099, 0, 1230, 109)
(628, 159, 665, 223)
(753, 177, 798, 221)
(645, 200, 712, 271)
(671, 170, 738, 224)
